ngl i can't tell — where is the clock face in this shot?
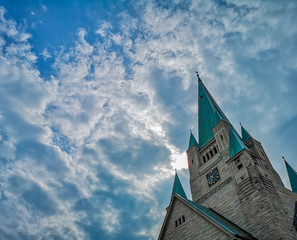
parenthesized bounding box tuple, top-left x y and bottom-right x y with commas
(206, 168, 220, 187)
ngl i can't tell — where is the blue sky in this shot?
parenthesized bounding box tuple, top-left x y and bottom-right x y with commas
(0, 0, 297, 239)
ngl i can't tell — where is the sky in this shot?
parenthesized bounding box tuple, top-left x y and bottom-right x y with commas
(0, 0, 297, 239)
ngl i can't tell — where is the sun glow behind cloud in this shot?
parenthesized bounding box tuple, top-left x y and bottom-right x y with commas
(0, 1, 297, 239)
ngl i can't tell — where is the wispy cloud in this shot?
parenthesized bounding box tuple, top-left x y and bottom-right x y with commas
(0, 1, 297, 239)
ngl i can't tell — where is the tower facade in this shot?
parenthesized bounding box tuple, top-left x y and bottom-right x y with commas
(159, 76, 297, 240)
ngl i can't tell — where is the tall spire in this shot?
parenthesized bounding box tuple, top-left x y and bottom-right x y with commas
(240, 123, 252, 142)
(198, 76, 230, 147)
(283, 157, 297, 194)
(229, 127, 248, 159)
(171, 172, 187, 199)
(188, 130, 200, 149)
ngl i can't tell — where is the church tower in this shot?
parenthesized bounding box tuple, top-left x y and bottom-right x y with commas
(158, 74, 297, 240)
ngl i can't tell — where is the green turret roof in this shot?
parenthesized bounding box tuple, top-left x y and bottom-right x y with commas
(188, 131, 200, 149)
(284, 158, 297, 194)
(198, 77, 230, 147)
(171, 173, 187, 199)
(241, 124, 252, 142)
(229, 127, 248, 159)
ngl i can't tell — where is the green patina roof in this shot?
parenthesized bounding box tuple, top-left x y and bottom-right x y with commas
(229, 127, 248, 159)
(186, 199, 253, 238)
(284, 160, 297, 194)
(188, 131, 200, 149)
(171, 173, 187, 199)
(198, 77, 230, 148)
(170, 174, 255, 239)
(241, 124, 252, 142)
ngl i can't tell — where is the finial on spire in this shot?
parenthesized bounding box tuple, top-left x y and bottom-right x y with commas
(282, 156, 286, 162)
(190, 129, 192, 133)
(175, 168, 177, 174)
(240, 122, 242, 126)
(196, 71, 199, 79)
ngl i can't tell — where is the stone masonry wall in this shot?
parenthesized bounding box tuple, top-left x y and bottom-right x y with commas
(161, 199, 230, 240)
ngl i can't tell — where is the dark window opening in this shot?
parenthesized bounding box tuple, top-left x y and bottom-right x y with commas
(236, 159, 240, 164)
(213, 147, 218, 154)
(200, 95, 203, 99)
(237, 164, 243, 170)
(240, 176, 244, 180)
(191, 159, 194, 164)
(203, 156, 206, 163)
(179, 218, 182, 225)
(210, 150, 213, 157)
(220, 135, 223, 140)
(175, 220, 178, 227)
(206, 153, 210, 160)
(182, 215, 185, 222)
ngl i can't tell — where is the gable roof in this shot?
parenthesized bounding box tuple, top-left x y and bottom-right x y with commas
(158, 173, 256, 240)
(158, 194, 256, 240)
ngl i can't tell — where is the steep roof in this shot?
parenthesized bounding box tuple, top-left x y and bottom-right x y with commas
(284, 159, 297, 194)
(188, 131, 200, 149)
(186, 199, 255, 239)
(171, 173, 187, 199)
(241, 124, 252, 142)
(229, 127, 249, 159)
(198, 77, 230, 147)
(160, 173, 256, 240)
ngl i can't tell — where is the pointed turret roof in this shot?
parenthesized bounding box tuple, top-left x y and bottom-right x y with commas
(188, 131, 200, 149)
(198, 77, 230, 147)
(284, 158, 297, 194)
(171, 172, 187, 199)
(240, 123, 252, 142)
(229, 127, 248, 159)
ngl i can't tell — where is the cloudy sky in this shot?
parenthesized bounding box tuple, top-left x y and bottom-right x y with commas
(0, 0, 297, 239)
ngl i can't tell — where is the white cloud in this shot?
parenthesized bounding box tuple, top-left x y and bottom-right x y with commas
(41, 48, 51, 60)
(1, 1, 297, 239)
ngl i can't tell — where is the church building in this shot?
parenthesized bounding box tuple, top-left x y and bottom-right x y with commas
(158, 74, 297, 240)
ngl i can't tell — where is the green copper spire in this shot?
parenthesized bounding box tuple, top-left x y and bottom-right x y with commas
(198, 77, 230, 147)
(171, 172, 187, 199)
(229, 127, 248, 159)
(240, 123, 252, 142)
(283, 157, 297, 194)
(188, 130, 200, 149)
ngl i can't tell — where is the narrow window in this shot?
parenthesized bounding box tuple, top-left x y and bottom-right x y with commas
(237, 163, 243, 170)
(203, 156, 206, 163)
(175, 220, 178, 227)
(179, 218, 182, 225)
(206, 153, 210, 160)
(210, 150, 213, 157)
(220, 134, 223, 140)
(191, 159, 194, 164)
(213, 147, 218, 154)
(182, 215, 185, 222)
